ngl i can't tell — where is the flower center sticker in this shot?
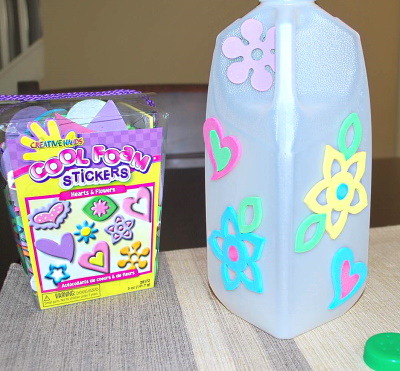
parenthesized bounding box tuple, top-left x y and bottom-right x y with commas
(295, 113, 368, 253)
(222, 19, 275, 92)
(208, 197, 265, 293)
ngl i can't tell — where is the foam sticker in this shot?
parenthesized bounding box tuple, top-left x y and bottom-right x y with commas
(104, 214, 135, 244)
(295, 113, 368, 252)
(238, 197, 263, 233)
(329, 247, 367, 310)
(87, 100, 127, 132)
(66, 99, 106, 126)
(338, 113, 363, 160)
(10, 106, 47, 135)
(0, 148, 12, 180)
(82, 196, 118, 221)
(118, 241, 150, 270)
(116, 101, 155, 129)
(54, 113, 96, 135)
(74, 220, 99, 244)
(78, 241, 110, 274)
(35, 233, 75, 262)
(30, 276, 37, 292)
(45, 264, 71, 286)
(203, 117, 241, 180)
(34, 109, 68, 125)
(208, 206, 265, 293)
(295, 214, 326, 253)
(222, 19, 275, 92)
(122, 187, 152, 222)
(28, 200, 71, 230)
(303, 146, 367, 240)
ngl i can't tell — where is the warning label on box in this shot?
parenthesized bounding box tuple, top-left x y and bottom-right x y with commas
(42, 285, 101, 307)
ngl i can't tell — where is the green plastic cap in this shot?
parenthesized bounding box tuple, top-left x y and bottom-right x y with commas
(364, 333, 400, 370)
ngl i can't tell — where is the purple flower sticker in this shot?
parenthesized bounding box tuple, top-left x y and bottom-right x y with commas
(105, 214, 135, 244)
(222, 19, 275, 92)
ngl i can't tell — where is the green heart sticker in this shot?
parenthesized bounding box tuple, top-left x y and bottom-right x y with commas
(210, 129, 232, 171)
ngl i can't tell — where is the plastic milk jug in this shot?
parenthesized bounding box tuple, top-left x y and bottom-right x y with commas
(203, 0, 371, 339)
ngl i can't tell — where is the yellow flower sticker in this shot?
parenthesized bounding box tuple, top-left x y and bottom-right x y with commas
(296, 113, 368, 253)
(304, 145, 367, 239)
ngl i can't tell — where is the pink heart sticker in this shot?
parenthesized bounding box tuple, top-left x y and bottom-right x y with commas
(123, 187, 152, 222)
(340, 260, 360, 299)
(78, 241, 110, 274)
(29, 200, 71, 230)
(33, 202, 65, 224)
(203, 117, 241, 180)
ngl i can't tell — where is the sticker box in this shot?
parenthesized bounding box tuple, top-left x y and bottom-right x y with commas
(0, 91, 167, 309)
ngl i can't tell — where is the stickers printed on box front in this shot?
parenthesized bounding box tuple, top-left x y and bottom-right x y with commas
(8, 119, 163, 308)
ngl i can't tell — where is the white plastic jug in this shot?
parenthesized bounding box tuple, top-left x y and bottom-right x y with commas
(204, 0, 371, 339)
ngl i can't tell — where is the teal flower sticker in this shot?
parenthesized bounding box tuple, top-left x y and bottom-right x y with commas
(208, 206, 265, 293)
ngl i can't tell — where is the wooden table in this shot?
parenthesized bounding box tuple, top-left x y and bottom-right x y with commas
(0, 225, 399, 370)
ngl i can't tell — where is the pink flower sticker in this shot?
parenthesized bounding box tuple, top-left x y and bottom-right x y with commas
(222, 19, 275, 92)
(91, 199, 109, 217)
